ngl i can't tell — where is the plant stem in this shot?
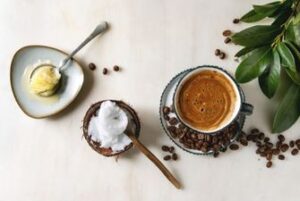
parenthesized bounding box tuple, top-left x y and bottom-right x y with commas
(272, 0, 300, 47)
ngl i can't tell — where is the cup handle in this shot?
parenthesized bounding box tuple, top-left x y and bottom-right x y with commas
(241, 103, 253, 115)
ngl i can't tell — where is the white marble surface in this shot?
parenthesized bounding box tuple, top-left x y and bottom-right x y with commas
(1, 0, 300, 200)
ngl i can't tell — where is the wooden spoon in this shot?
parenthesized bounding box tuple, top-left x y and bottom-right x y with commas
(125, 130, 181, 189)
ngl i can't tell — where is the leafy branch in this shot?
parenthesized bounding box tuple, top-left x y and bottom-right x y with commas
(231, 0, 300, 133)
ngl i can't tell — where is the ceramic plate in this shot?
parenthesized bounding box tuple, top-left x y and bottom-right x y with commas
(159, 66, 246, 155)
(10, 45, 84, 118)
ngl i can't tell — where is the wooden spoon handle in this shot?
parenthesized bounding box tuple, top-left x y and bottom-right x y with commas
(127, 135, 181, 189)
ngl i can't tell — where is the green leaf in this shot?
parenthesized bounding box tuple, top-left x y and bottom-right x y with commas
(284, 68, 300, 85)
(277, 42, 296, 72)
(235, 46, 272, 83)
(259, 50, 281, 98)
(285, 13, 300, 46)
(235, 46, 256, 57)
(272, 83, 300, 133)
(240, 9, 266, 23)
(231, 25, 282, 47)
(285, 41, 300, 65)
(272, 7, 292, 26)
(253, 1, 282, 17)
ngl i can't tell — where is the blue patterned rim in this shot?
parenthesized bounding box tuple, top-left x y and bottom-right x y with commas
(159, 65, 247, 155)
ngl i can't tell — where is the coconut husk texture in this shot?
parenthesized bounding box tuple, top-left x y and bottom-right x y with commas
(83, 100, 141, 157)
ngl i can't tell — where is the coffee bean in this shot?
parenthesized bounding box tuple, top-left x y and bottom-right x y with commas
(259, 132, 265, 140)
(169, 117, 178, 125)
(266, 161, 272, 168)
(167, 126, 177, 138)
(266, 142, 273, 149)
(88, 63, 96, 71)
(264, 137, 270, 143)
(278, 134, 285, 142)
(280, 144, 289, 152)
(161, 145, 169, 152)
(224, 37, 231, 44)
(102, 68, 108, 75)
(196, 134, 204, 140)
(163, 115, 170, 121)
(272, 149, 280, 155)
(191, 133, 197, 140)
(222, 30, 232, 36)
(229, 144, 239, 150)
(240, 138, 248, 146)
(233, 18, 240, 24)
(266, 153, 272, 161)
(169, 146, 175, 153)
(213, 152, 219, 158)
(219, 52, 226, 59)
(289, 140, 295, 148)
(113, 65, 120, 72)
(172, 153, 178, 160)
(162, 106, 170, 114)
(291, 148, 299, 155)
(163, 155, 171, 161)
(278, 154, 285, 160)
(215, 49, 221, 56)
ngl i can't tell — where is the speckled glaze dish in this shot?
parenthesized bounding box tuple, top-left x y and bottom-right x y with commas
(10, 45, 84, 118)
(159, 66, 247, 155)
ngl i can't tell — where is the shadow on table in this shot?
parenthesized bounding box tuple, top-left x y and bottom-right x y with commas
(121, 108, 164, 160)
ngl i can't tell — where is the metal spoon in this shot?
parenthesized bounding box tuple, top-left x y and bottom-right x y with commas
(29, 21, 108, 95)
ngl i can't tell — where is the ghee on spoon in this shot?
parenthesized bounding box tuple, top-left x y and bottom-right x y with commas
(29, 22, 108, 97)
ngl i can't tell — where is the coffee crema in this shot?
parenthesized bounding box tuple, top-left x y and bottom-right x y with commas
(177, 70, 236, 131)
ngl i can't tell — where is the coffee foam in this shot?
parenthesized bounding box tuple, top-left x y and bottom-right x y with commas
(176, 68, 240, 133)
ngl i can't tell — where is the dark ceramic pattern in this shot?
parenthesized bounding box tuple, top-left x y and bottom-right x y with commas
(159, 66, 247, 155)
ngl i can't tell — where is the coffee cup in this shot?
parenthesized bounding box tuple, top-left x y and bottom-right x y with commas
(173, 66, 253, 134)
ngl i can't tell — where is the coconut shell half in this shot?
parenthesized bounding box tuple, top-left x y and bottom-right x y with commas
(83, 100, 141, 157)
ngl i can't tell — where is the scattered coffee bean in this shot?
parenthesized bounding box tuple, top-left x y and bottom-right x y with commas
(163, 155, 171, 161)
(213, 152, 219, 158)
(88, 63, 96, 71)
(162, 106, 170, 115)
(163, 115, 170, 121)
(264, 137, 270, 143)
(278, 154, 285, 160)
(289, 140, 295, 148)
(280, 144, 289, 152)
(169, 117, 178, 125)
(219, 52, 226, 59)
(169, 146, 175, 153)
(172, 153, 178, 160)
(266, 153, 272, 161)
(229, 144, 239, 150)
(224, 37, 231, 44)
(266, 161, 272, 168)
(215, 49, 221, 56)
(113, 65, 120, 72)
(222, 30, 232, 36)
(162, 145, 170, 152)
(278, 134, 285, 142)
(240, 138, 248, 146)
(233, 18, 240, 24)
(102, 68, 108, 75)
(272, 149, 280, 155)
(291, 148, 299, 155)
